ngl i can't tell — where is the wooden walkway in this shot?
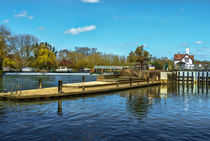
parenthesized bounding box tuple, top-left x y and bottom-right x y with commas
(0, 81, 161, 101)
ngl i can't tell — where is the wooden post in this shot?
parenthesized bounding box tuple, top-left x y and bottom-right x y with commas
(202, 71, 204, 85)
(178, 71, 180, 84)
(130, 78, 132, 86)
(191, 72, 194, 84)
(207, 71, 209, 85)
(82, 76, 85, 83)
(182, 71, 185, 84)
(187, 71, 189, 85)
(39, 79, 42, 89)
(198, 71, 200, 85)
(147, 77, 149, 84)
(58, 80, 62, 93)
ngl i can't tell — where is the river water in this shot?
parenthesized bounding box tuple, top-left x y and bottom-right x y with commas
(0, 73, 96, 92)
(0, 74, 210, 141)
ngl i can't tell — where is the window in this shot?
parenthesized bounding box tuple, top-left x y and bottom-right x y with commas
(185, 58, 189, 63)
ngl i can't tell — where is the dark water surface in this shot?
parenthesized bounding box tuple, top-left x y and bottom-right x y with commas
(0, 73, 96, 92)
(0, 74, 210, 141)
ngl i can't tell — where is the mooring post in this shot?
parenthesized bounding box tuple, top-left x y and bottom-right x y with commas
(198, 71, 200, 85)
(207, 71, 209, 85)
(147, 77, 149, 84)
(187, 71, 189, 85)
(39, 79, 42, 89)
(202, 71, 204, 85)
(178, 71, 180, 84)
(82, 76, 85, 83)
(58, 80, 62, 93)
(182, 71, 185, 84)
(191, 72, 194, 84)
(130, 78, 132, 86)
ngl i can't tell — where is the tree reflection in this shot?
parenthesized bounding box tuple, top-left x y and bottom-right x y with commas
(0, 76, 3, 92)
(119, 86, 161, 121)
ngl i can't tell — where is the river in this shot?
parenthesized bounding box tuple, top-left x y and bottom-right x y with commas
(0, 74, 210, 141)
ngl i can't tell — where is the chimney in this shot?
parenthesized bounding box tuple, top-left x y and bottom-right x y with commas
(186, 48, 189, 54)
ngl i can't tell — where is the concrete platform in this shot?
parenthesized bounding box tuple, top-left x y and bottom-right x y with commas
(63, 81, 117, 88)
(0, 81, 161, 101)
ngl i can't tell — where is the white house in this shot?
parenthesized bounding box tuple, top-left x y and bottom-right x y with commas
(174, 48, 194, 69)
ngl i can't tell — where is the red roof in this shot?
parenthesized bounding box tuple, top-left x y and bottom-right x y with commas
(174, 54, 194, 61)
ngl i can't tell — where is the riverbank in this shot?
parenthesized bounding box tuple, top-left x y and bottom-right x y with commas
(0, 80, 161, 101)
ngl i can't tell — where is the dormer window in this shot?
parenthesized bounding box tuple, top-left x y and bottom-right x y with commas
(185, 58, 189, 63)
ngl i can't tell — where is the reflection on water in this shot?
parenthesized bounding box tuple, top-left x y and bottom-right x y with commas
(0, 84, 210, 141)
(57, 101, 63, 116)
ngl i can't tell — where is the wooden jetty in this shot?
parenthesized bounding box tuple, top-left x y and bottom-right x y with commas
(0, 80, 161, 101)
(175, 71, 209, 84)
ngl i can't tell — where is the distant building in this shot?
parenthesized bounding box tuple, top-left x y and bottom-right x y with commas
(174, 48, 194, 69)
(21, 67, 34, 72)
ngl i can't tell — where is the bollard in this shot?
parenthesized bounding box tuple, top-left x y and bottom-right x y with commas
(39, 79, 42, 89)
(129, 78, 132, 86)
(82, 87, 85, 91)
(58, 80, 62, 93)
(82, 76, 85, 83)
(147, 77, 149, 84)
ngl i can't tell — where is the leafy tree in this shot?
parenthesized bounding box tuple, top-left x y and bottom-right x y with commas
(33, 43, 57, 70)
(127, 45, 151, 69)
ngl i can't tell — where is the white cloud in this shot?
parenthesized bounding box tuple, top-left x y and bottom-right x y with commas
(2, 19, 9, 23)
(195, 41, 203, 44)
(81, 0, 100, 3)
(64, 25, 96, 35)
(37, 26, 45, 30)
(14, 10, 34, 20)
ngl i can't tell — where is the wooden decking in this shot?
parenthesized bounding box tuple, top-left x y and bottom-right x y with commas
(0, 81, 161, 101)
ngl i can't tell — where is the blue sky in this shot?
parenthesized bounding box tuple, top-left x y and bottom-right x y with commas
(1, 0, 210, 60)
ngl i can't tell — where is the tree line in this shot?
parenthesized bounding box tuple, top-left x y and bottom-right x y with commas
(0, 25, 175, 73)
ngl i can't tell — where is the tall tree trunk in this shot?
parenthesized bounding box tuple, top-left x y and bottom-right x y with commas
(0, 58, 3, 75)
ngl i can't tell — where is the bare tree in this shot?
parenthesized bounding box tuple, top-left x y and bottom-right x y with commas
(9, 34, 38, 67)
